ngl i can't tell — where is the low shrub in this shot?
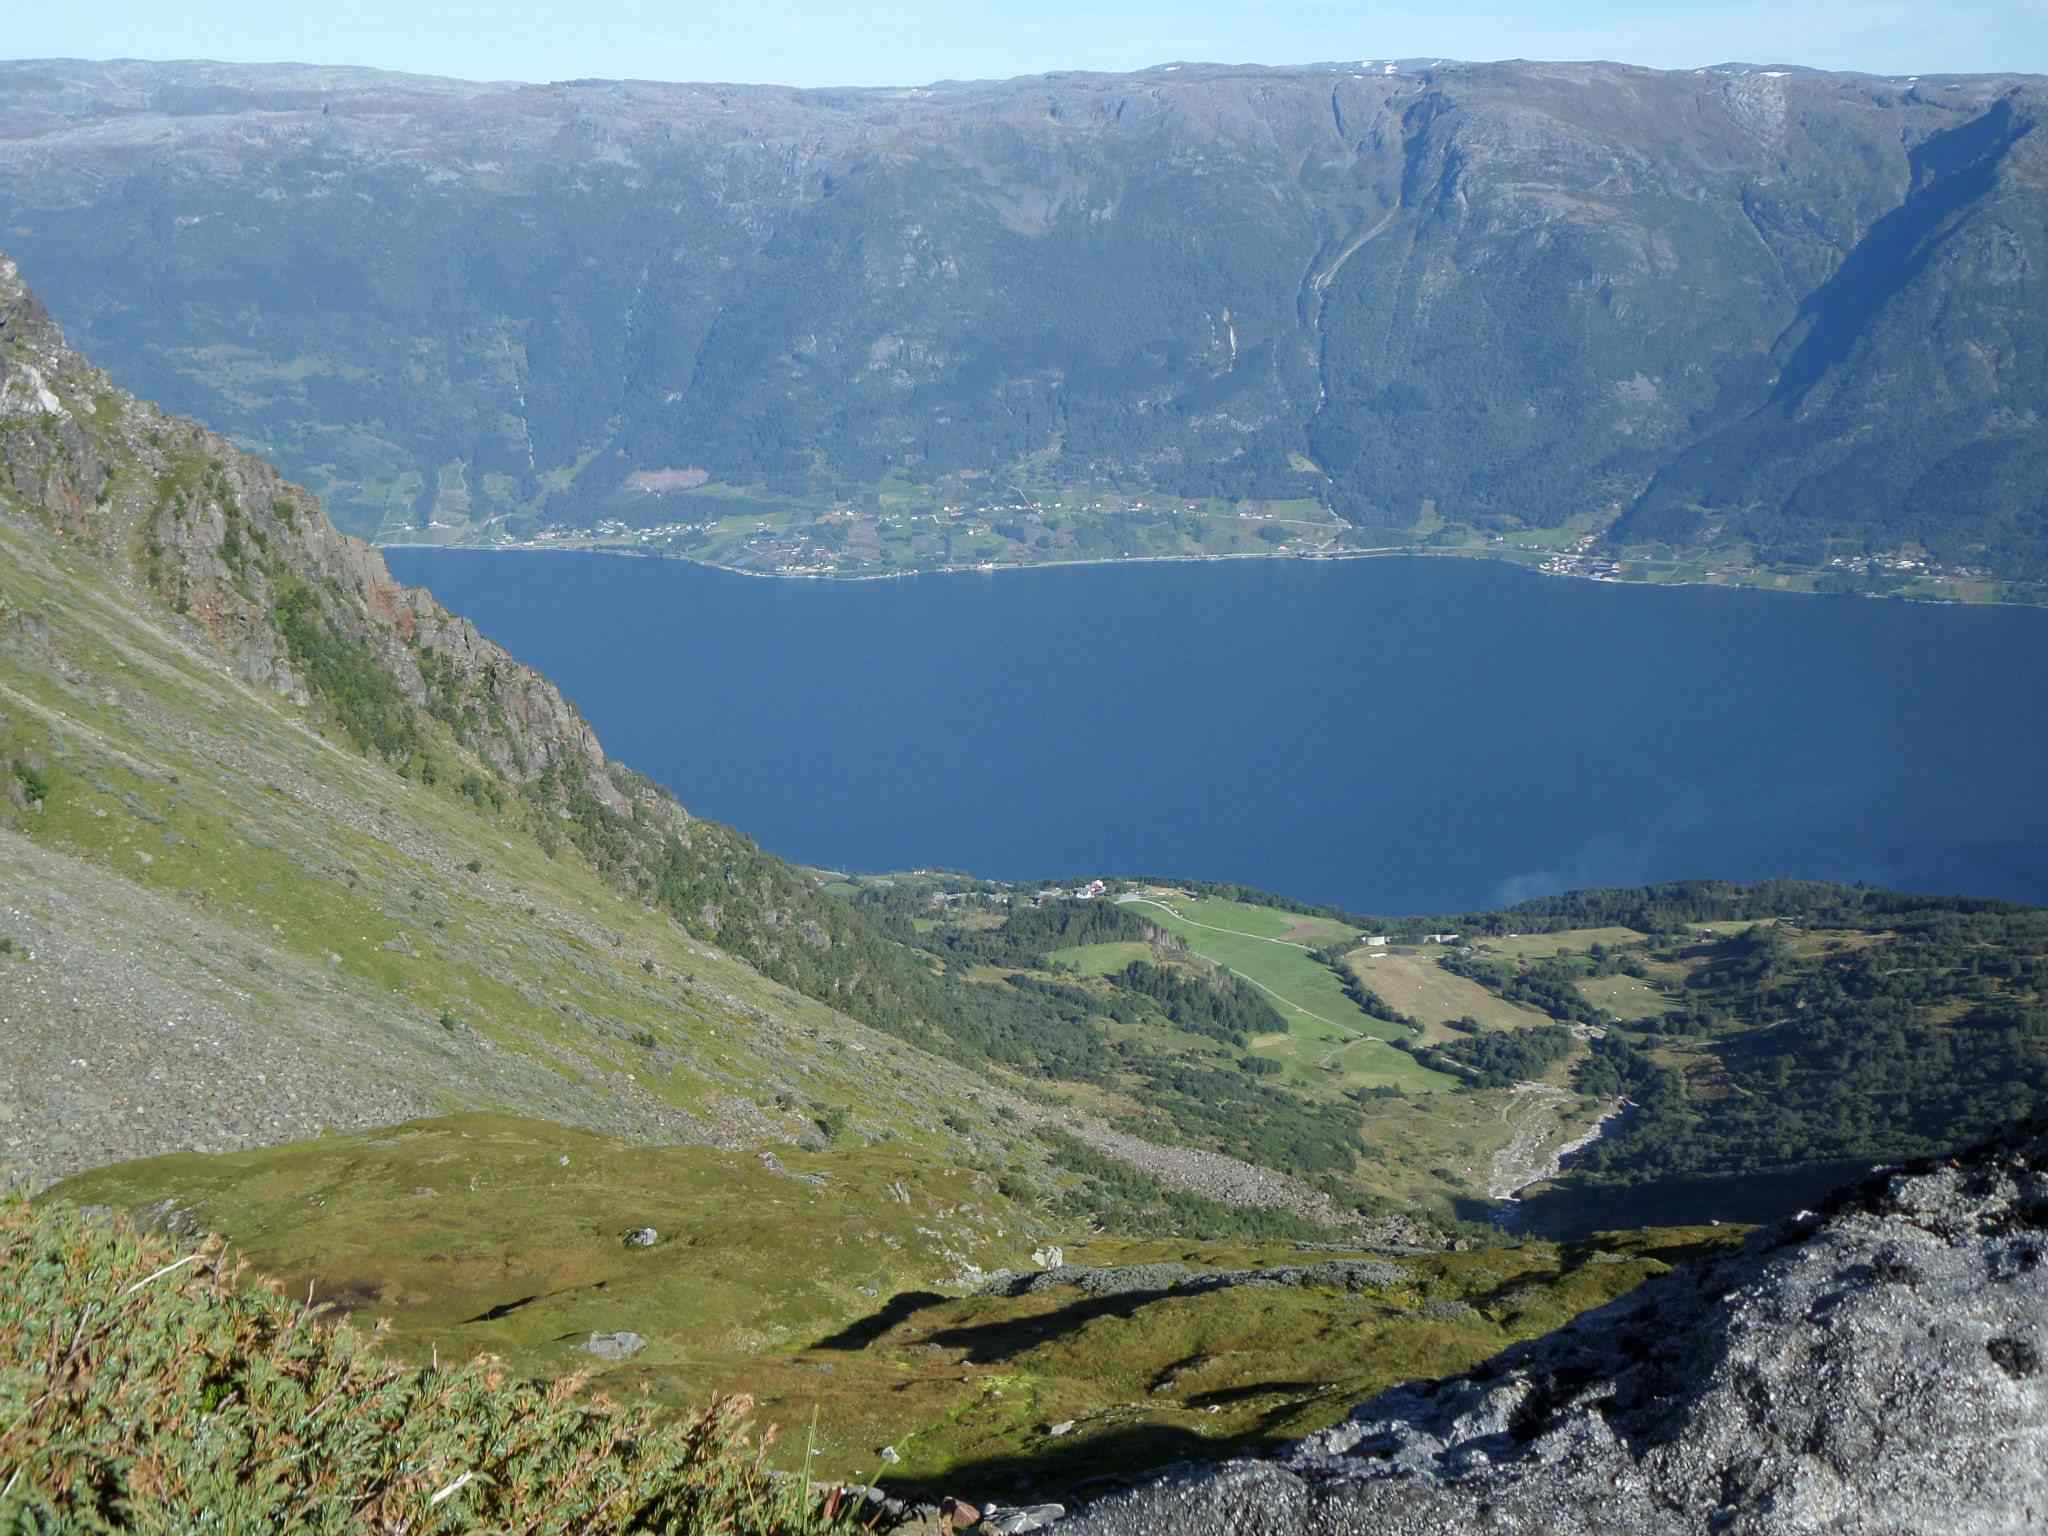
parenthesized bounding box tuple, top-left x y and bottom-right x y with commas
(0, 1200, 865, 1532)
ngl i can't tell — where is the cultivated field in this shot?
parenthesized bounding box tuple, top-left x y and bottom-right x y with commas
(1348, 949, 1557, 1039)
(1120, 895, 1452, 1094)
(1475, 927, 1648, 960)
(1577, 973, 1677, 1022)
(1048, 940, 1156, 976)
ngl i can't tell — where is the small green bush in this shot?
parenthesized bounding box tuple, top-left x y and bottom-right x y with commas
(272, 582, 421, 762)
(10, 759, 48, 804)
(0, 1201, 860, 1532)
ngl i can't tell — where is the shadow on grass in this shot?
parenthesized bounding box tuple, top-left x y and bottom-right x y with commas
(1491, 1168, 1860, 1241)
(812, 1285, 1191, 1363)
(883, 1421, 1284, 1508)
(919, 1288, 1186, 1362)
(812, 1290, 949, 1350)
(1183, 1380, 1331, 1411)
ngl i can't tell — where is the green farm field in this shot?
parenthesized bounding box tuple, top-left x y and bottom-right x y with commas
(1048, 940, 1156, 977)
(1119, 896, 1452, 1095)
(1577, 973, 1677, 1022)
(1128, 894, 1361, 947)
(1475, 927, 1648, 960)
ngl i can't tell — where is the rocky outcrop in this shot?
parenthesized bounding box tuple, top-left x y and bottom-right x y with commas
(0, 252, 631, 814)
(1061, 1124, 2048, 1535)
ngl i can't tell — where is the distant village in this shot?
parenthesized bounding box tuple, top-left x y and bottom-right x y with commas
(926, 878, 1111, 910)
(1533, 533, 1624, 581)
(459, 488, 1346, 577)
(1528, 529, 1990, 590)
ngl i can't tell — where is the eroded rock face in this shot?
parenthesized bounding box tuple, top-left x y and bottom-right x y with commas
(1062, 1126, 2048, 1535)
(0, 250, 632, 816)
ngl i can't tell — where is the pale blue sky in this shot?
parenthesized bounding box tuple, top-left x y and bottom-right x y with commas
(11, 0, 2041, 87)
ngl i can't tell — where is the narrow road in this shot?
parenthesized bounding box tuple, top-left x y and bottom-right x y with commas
(1118, 896, 1320, 952)
(1226, 966, 1359, 1036)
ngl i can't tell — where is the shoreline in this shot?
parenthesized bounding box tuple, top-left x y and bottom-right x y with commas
(372, 537, 2037, 608)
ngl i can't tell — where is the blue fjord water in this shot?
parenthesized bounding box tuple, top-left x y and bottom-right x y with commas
(385, 550, 2048, 915)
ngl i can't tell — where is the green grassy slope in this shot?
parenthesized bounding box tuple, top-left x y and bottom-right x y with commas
(0, 500, 1054, 1189)
(41, 1121, 1746, 1497)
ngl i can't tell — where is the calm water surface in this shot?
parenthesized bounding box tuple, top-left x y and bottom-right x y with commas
(384, 551, 2048, 914)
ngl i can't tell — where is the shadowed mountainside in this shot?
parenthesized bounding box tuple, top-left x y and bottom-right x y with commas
(0, 58, 2044, 580)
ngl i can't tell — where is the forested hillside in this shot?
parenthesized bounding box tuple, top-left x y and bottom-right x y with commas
(1, 59, 2044, 585)
(1571, 908, 2048, 1180)
(1340, 883, 2048, 1189)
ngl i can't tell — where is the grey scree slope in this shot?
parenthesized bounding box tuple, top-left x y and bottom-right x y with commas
(1062, 1126, 2048, 1535)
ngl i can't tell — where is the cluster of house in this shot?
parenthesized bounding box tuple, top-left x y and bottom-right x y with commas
(926, 889, 1009, 909)
(1535, 550, 1623, 580)
(1028, 879, 1109, 907)
(1359, 931, 1460, 948)
(1826, 553, 1981, 579)
(922, 878, 1112, 911)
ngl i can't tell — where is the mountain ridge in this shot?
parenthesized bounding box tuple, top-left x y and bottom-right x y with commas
(3, 57, 2045, 590)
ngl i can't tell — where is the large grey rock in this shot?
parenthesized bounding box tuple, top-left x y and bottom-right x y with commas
(583, 1330, 648, 1360)
(1060, 1126, 2048, 1535)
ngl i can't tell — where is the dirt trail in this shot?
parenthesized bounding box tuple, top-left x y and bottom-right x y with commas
(1119, 897, 1317, 951)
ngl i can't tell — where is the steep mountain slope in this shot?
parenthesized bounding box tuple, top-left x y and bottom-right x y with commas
(0, 250, 1384, 1242)
(0, 60, 2043, 582)
(0, 250, 1029, 1191)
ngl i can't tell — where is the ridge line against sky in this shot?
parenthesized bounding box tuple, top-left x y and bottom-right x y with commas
(9, 0, 2042, 93)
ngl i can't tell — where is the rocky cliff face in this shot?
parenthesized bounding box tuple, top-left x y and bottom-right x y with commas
(0, 252, 629, 813)
(1062, 1125, 2048, 1534)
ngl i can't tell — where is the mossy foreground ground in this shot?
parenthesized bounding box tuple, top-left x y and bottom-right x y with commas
(46, 1116, 1746, 1503)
